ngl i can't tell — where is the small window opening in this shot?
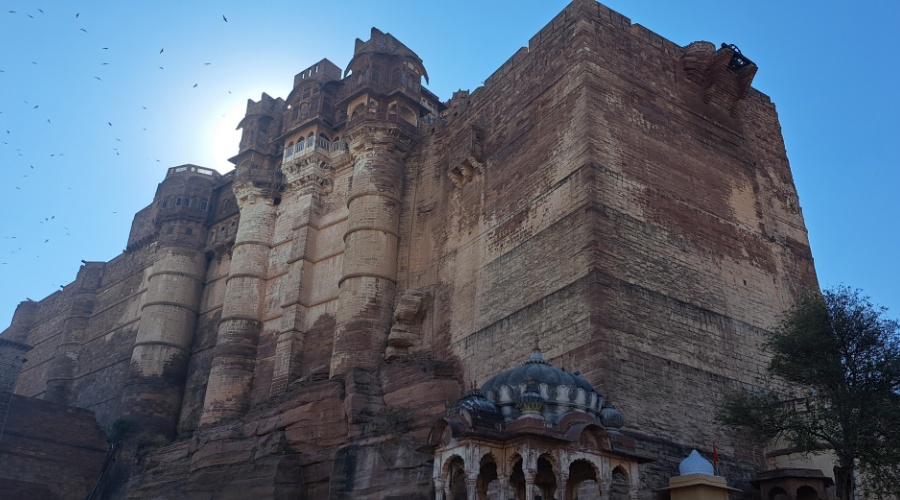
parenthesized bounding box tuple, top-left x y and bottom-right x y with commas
(176, 198, 182, 206)
(273, 197, 282, 206)
(184, 197, 191, 207)
(162, 199, 168, 208)
(186, 227, 193, 235)
(200, 200, 208, 211)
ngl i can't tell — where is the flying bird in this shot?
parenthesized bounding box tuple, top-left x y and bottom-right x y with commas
(38, 9, 43, 13)
(94, 76, 102, 80)
(80, 28, 87, 33)
(101, 62, 109, 65)
(223, 14, 227, 22)
(193, 83, 198, 88)
(33, 105, 38, 109)
(47, 119, 50, 124)
(102, 47, 109, 50)
(204, 62, 211, 65)
(160, 48, 164, 54)
(76, 13, 79, 18)
(108, 122, 112, 126)
(159, 66, 164, 70)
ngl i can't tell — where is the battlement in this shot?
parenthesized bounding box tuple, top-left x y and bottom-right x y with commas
(166, 164, 219, 178)
(293, 58, 342, 88)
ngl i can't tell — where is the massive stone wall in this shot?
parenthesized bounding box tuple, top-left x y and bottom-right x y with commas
(0, 1, 817, 498)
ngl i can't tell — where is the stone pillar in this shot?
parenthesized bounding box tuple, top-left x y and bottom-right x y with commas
(201, 182, 276, 426)
(271, 160, 328, 395)
(122, 246, 205, 438)
(45, 262, 104, 405)
(555, 473, 568, 500)
(434, 477, 445, 500)
(498, 475, 511, 500)
(466, 476, 478, 500)
(330, 133, 406, 377)
(524, 468, 537, 500)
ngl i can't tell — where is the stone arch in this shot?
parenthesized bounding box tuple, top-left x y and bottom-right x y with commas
(576, 424, 609, 451)
(509, 454, 525, 500)
(350, 102, 365, 119)
(535, 453, 557, 500)
(477, 451, 499, 500)
(609, 466, 629, 500)
(566, 459, 600, 500)
(444, 454, 467, 500)
(796, 485, 819, 500)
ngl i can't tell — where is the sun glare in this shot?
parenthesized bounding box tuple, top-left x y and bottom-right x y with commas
(209, 103, 246, 173)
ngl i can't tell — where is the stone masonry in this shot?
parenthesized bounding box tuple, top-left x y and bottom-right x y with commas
(0, 1, 817, 498)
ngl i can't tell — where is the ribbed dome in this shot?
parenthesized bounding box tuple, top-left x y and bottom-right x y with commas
(478, 348, 614, 426)
(480, 349, 596, 396)
(679, 450, 714, 476)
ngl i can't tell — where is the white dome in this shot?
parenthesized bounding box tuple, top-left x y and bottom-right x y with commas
(679, 450, 714, 476)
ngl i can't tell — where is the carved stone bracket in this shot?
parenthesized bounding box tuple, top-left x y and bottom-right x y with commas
(385, 288, 431, 362)
(282, 157, 335, 196)
(448, 125, 485, 188)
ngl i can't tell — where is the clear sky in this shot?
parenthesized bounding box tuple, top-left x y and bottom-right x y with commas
(1, 1, 898, 329)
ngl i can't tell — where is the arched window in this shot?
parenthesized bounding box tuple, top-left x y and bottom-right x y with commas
(318, 133, 330, 150)
(350, 103, 365, 119)
(284, 142, 293, 159)
(297, 139, 304, 152)
(333, 137, 341, 151)
(307, 134, 314, 148)
(367, 99, 378, 114)
(400, 106, 417, 126)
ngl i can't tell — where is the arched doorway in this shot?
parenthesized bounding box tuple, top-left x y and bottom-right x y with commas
(446, 455, 466, 500)
(567, 459, 600, 500)
(477, 453, 499, 500)
(534, 455, 556, 500)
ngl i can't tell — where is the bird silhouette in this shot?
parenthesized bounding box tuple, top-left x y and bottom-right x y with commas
(160, 48, 164, 54)
(80, 28, 87, 33)
(108, 122, 112, 126)
(193, 83, 198, 88)
(76, 13, 79, 18)
(223, 14, 228, 22)
(94, 76, 102, 80)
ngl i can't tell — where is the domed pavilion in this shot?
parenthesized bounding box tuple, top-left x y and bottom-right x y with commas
(428, 348, 649, 500)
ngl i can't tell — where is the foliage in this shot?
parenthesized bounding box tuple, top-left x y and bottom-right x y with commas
(104, 418, 132, 443)
(719, 286, 900, 499)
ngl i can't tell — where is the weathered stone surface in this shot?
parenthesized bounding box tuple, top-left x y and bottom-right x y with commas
(0, 1, 820, 497)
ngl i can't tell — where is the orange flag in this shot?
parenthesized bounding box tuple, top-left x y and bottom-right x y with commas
(713, 441, 719, 474)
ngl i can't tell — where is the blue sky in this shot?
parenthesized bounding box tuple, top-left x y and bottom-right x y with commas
(1, 1, 898, 329)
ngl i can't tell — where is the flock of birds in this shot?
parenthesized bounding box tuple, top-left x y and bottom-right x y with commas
(0, 7, 234, 295)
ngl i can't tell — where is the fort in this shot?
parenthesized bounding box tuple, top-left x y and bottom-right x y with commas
(0, 1, 826, 498)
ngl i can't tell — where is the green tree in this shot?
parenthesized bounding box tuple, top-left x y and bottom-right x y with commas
(720, 286, 900, 499)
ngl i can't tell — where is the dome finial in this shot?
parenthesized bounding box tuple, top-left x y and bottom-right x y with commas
(516, 376, 544, 418)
